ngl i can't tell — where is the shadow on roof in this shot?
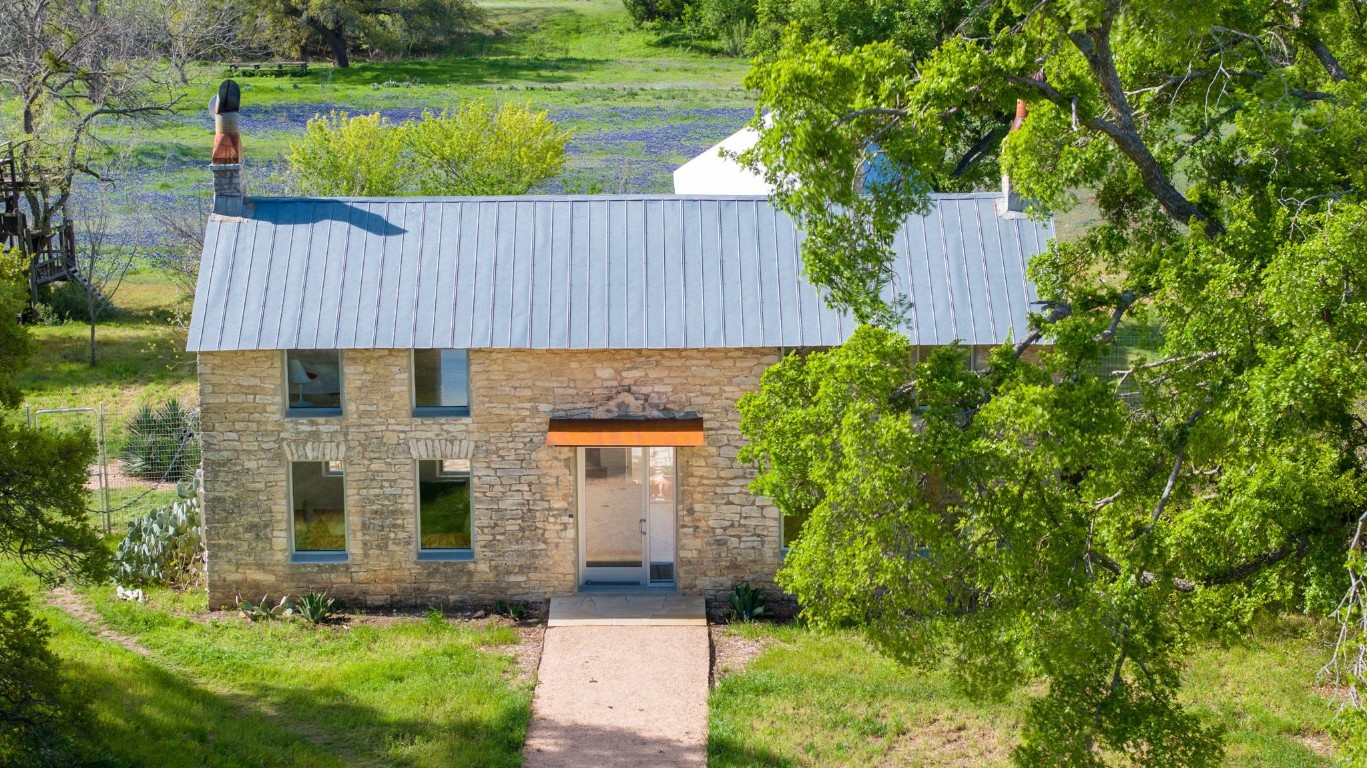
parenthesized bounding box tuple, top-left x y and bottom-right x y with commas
(252, 200, 407, 237)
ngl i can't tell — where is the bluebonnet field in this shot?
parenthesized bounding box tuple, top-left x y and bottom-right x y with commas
(81, 104, 753, 247)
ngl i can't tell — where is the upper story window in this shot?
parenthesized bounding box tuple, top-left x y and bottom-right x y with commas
(285, 350, 343, 416)
(413, 349, 470, 417)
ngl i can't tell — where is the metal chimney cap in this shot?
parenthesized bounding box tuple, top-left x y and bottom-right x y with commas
(215, 80, 241, 114)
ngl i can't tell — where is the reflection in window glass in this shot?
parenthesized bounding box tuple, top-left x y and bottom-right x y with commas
(783, 509, 810, 550)
(414, 350, 469, 413)
(582, 447, 642, 568)
(440, 459, 470, 475)
(647, 448, 676, 582)
(419, 460, 471, 550)
(291, 462, 346, 552)
(286, 350, 342, 413)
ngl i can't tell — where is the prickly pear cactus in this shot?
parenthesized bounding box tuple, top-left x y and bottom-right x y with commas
(114, 470, 205, 585)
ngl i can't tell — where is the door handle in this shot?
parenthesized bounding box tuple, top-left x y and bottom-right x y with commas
(640, 519, 647, 535)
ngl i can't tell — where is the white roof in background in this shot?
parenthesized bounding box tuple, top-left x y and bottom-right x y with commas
(672, 126, 773, 195)
(186, 193, 1051, 353)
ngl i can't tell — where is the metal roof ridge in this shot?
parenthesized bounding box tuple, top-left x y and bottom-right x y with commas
(241, 191, 1013, 204)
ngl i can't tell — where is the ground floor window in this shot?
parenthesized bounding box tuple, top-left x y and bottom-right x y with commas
(291, 461, 347, 560)
(417, 459, 472, 560)
(783, 509, 810, 551)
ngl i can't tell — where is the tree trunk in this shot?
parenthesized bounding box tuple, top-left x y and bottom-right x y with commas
(88, 310, 96, 367)
(311, 22, 350, 68)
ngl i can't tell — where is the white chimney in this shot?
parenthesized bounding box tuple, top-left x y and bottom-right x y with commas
(998, 99, 1028, 216)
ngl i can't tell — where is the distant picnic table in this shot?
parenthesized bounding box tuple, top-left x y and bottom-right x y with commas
(226, 61, 309, 77)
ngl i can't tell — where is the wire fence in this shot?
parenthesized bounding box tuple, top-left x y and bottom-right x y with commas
(25, 397, 201, 532)
(1094, 325, 1166, 405)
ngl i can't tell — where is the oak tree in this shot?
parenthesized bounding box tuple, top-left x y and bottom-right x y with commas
(738, 1, 1367, 763)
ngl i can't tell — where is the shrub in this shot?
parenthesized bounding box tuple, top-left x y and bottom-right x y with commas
(727, 583, 766, 622)
(720, 18, 753, 56)
(0, 587, 86, 766)
(35, 280, 110, 323)
(113, 471, 204, 585)
(295, 592, 337, 624)
(286, 105, 571, 198)
(31, 302, 63, 326)
(682, 0, 757, 45)
(119, 397, 200, 482)
(622, 0, 688, 24)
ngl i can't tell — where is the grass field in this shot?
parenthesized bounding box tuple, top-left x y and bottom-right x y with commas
(709, 622, 1340, 767)
(6, 560, 534, 767)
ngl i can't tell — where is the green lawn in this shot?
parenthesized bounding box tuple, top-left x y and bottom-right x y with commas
(6, 561, 533, 767)
(18, 264, 195, 416)
(709, 622, 1338, 768)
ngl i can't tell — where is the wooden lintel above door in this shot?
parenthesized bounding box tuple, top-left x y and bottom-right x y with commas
(546, 418, 705, 447)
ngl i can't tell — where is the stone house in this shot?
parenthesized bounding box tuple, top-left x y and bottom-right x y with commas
(189, 162, 1052, 607)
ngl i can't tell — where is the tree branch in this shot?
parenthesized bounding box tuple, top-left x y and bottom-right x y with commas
(833, 107, 915, 127)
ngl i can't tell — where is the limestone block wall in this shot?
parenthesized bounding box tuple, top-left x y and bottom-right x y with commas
(199, 347, 784, 607)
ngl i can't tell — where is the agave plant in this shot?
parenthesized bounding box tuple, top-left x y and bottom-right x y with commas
(119, 397, 201, 482)
(238, 595, 294, 622)
(495, 600, 527, 621)
(727, 583, 766, 622)
(295, 592, 337, 624)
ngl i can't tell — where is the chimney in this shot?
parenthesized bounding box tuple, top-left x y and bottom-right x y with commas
(998, 98, 1028, 216)
(210, 80, 245, 217)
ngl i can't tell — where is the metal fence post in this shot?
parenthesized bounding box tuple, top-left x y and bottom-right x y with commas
(98, 402, 111, 533)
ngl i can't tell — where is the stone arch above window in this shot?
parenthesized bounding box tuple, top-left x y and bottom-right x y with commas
(409, 438, 473, 460)
(283, 442, 346, 461)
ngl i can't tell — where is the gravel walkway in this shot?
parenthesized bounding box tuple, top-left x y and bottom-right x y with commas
(522, 625, 709, 768)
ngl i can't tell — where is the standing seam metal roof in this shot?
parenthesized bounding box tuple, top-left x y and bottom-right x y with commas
(186, 193, 1051, 352)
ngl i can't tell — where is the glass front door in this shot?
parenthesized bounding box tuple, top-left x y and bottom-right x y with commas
(578, 447, 676, 586)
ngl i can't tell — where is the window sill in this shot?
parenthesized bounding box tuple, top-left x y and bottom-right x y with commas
(417, 549, 474, 562)
(286, 408, 343, 419)
(291, 552, 348, 564)
(411, 407, 471, 419)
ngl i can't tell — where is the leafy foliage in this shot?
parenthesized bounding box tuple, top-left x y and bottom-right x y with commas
(286, 105, 570, 197)
(681, 0, 757, 52)
(246, 0, 483, 67)
(285, 111, 407, 196)
(0, 250, 32, 409)
(35, 280, 112, 324)
(739, 1, 1367, 764)
(407, 104, 571, 196)
(748, 0, 975, 61)
(622, 0, 688, 25)
(114, 472, 205, 586)
(727, 583, 767, 622)
(0, 417, 104, 583)
(1326, 513, 1367, 766)
(0, 244, 103, 768)
(118, 397, 201, 482)
(0, 587, 86, 767)
(295, 592, 337, 624)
